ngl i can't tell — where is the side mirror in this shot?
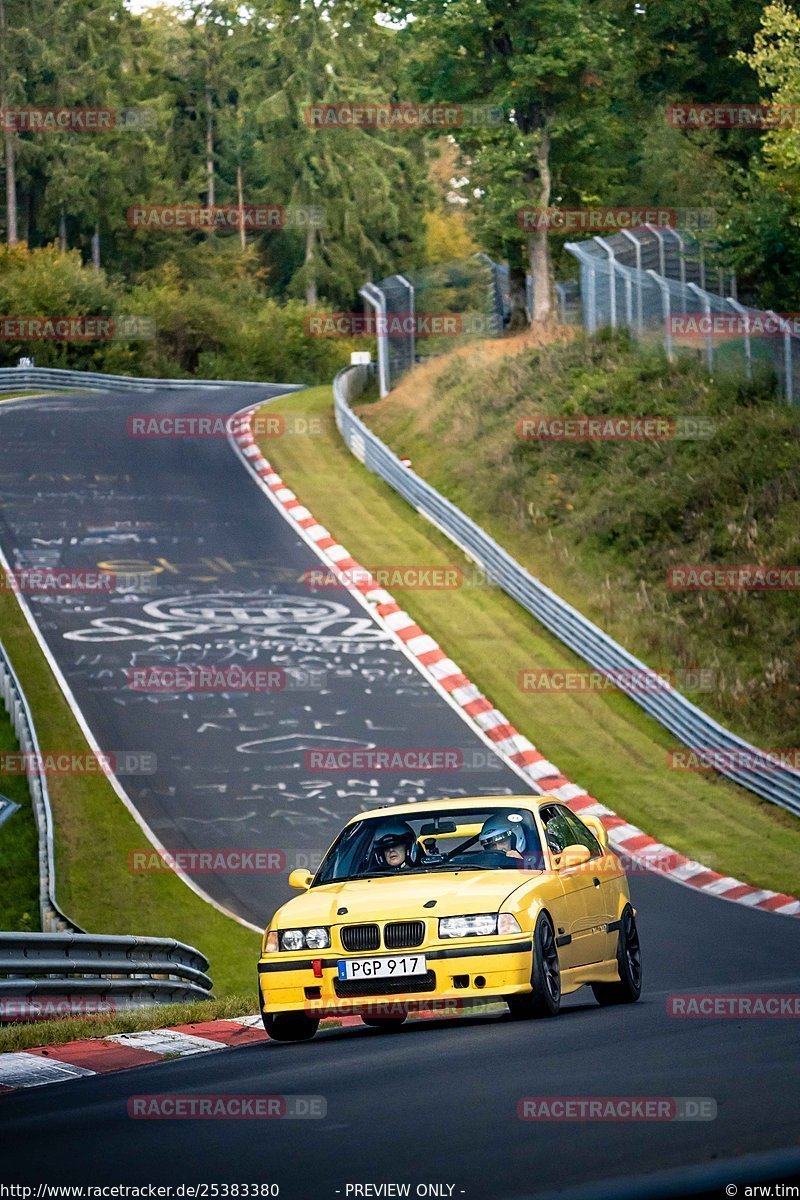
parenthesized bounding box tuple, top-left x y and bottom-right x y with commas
(288, 869, 314, 891)
(581, 815, 608, 850)
(556, 844, 591, 871)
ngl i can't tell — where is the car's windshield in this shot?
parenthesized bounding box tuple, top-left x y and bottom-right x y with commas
(314, 806, 544, 885)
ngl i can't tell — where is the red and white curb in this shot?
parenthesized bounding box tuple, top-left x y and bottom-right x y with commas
(229, 407, 800, 921)
(0, 1006, 507, 1093)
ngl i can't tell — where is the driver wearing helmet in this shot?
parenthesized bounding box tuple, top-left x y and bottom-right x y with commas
(479, 813, 526, 864)
(373, 820, 418, 871)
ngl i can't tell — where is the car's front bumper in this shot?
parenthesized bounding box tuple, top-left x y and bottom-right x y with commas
(258, 937, 533, 1016)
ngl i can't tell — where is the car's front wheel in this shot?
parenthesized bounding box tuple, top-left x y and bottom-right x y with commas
(262, 1012, 320, 1042)
(361, 1016, 407, 1031)
(507, 911, 561, 1019)
(591, 905, 642, 1006)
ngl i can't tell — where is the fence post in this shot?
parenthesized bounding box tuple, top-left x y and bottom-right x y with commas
(395, 273, 415, 368)
(592, 237, 617, 329)
(726, 298, 752, 381)
(647, 269, 673, 357)
(687, 283, 713, 371)
(645, 223, 666, 276)
(359, 284, 390, 397)
(620, 230, 644, 332)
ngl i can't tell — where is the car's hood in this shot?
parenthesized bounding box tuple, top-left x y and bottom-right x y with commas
(273, 869, 539, 926)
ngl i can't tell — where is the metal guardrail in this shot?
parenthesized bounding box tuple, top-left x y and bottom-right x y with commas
(334, 364, 800, 818)
(0, 637, 79, 933)
(0, 933, 212, 1015)
(0, 640, 214, 1008)
(0, 366, 296, 392)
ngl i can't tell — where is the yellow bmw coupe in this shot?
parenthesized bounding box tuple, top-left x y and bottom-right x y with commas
(258, 795, 641, 1041)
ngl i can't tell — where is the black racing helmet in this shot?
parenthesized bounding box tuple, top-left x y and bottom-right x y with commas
(374, 820, 417, 864)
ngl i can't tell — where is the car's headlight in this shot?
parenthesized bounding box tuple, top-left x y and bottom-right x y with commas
(278, 927, 331, 951)
(439, 913, 521, 938)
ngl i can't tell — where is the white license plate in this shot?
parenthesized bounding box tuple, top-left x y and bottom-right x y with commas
(338, 954, 427, 981)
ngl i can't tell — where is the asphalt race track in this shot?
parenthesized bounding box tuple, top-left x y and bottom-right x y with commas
(1, 386, 799, 1195)
(0, 386, 524, 927)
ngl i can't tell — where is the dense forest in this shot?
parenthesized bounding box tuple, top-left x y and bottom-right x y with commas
(1, 0, 799, 378)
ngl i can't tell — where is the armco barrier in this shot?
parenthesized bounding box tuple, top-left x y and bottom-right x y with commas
(334, 364, 800, 817)
(0, 933, 212, 1016)
(0, 365, 299, 392)
(0, 641, 215, 1008)
(0, 637, 78, 933)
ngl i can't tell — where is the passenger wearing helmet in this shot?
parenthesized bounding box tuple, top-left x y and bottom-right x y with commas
(479, 813, 525, 865)
(373, 821, 418, 871)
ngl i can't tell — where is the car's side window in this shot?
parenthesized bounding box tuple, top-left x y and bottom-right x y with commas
(539, 805, 573, 855)
(557, 807, 603, 859)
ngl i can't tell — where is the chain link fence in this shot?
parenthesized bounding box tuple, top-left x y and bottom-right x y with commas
(560, 225, 800, 405)
(363, 254, 510, 395)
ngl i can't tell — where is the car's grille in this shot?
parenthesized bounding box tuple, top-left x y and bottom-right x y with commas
(340, 924, 380, 952)
(384, 920, 425, 949)
(334, 971, 436, 998)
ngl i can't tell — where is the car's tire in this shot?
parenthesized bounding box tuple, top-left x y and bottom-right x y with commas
(591, 905, 642, 1006)
(507, 911, 561, 1019)
(261, 1012, 320, 1042)
(361, 1015, 407, 1030)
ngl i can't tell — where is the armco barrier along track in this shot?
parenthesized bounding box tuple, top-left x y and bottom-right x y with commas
(333, 364, 800, 818)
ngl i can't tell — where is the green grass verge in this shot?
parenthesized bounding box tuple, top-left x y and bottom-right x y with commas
(0, 994, 255, 1054)
(0, 587, 260, 994)
(362, 332, 800, 749)
(254, 384, 800, 899)
(0, 708, 40, 931)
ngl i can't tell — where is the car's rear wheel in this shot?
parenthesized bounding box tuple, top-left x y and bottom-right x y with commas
(591, 905, 642, 1006)
(361, 1015, 407, 1030)
(507, 911, 560, 1019)
(261, 1012, 320, 1042)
